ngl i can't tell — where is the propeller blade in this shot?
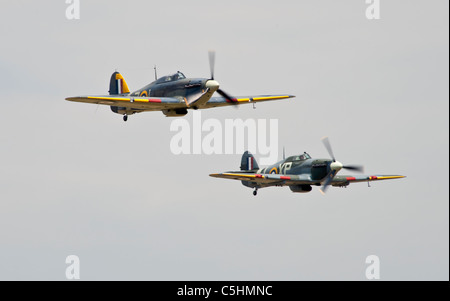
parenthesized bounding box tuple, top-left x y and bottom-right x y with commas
(208, 51, 238, 109)
(208, 50, 215, 80)
(321, 136, 336, 162)
(319, 137, 364, 194)
(320, 170, 337, 194)
(343, 165, 364, 173)
(217, 89, 237, 103)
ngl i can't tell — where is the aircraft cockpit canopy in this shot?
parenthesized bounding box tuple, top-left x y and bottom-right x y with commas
(294, 152, 311, 161)
(285, 152, 311, 162)
(156, 71, 186, 83)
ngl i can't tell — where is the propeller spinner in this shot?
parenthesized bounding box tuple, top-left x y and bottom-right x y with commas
(320, 137, 364, 194)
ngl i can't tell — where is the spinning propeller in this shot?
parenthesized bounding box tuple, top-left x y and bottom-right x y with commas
(208, 51, 238, 105)
(320, 137, 364, 194)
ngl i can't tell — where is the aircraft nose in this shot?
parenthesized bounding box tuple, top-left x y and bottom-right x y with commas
(205, 80, 220, 91)
(330, 161, 343, 171)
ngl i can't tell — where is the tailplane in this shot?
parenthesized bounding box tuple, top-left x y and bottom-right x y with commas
(109, 71, 130, 95)
(240, 151, 259, 171)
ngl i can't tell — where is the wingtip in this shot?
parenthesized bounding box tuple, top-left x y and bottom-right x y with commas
(390, 175, 407, 179)
(372, 175, 407, 181)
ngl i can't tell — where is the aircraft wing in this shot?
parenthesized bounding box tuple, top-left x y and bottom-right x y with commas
(209, 172, 313, 186)
(202, 95, 295, 109)
(210, 172, 405, 187)
(65, 95, 186, 111)
(331, 175, 406, 186)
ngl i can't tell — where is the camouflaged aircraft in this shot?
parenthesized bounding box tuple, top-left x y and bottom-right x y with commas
(65, 52, 295, 121)
(210, 137, 405, 196)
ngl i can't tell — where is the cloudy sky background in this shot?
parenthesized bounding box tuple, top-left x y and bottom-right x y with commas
(0, 0, 448, 280)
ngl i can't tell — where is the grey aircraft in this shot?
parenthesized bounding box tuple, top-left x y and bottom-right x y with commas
(65, 52, 295, 121)
(210, 137, 405, 196)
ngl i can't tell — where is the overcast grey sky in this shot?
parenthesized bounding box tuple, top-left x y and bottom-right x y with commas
(0, 0, 448, 280)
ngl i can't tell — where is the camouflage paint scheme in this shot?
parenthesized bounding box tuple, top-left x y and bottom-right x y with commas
(66, 71, 294, 120)
(210, 150, 405, 195)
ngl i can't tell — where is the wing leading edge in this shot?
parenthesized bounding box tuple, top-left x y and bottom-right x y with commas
(66, 94, 294, 111)
(331, 175, 406, 186)
(202, 95, 295, 109)
(65, 95, 185, 111)
(210, 172, 405, 187)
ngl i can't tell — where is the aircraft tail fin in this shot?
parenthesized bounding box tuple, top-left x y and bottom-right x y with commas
(109, 71, 130, 95)
(240, 151, 259, 171)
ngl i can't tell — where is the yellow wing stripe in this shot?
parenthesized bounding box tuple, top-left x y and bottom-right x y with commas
(252, 95, 291, 101)
(86, 96, 169, 103)
(235, 95, 292, 103)
(88, 96, 129, 101)
(134, 98, 157, 103)
(222, 173, 265, 179)
(370, 176, 406, 180)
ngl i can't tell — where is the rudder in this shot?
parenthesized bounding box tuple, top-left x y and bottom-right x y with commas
(240, 151, 259, 171)
(109, 71, 130, 95)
